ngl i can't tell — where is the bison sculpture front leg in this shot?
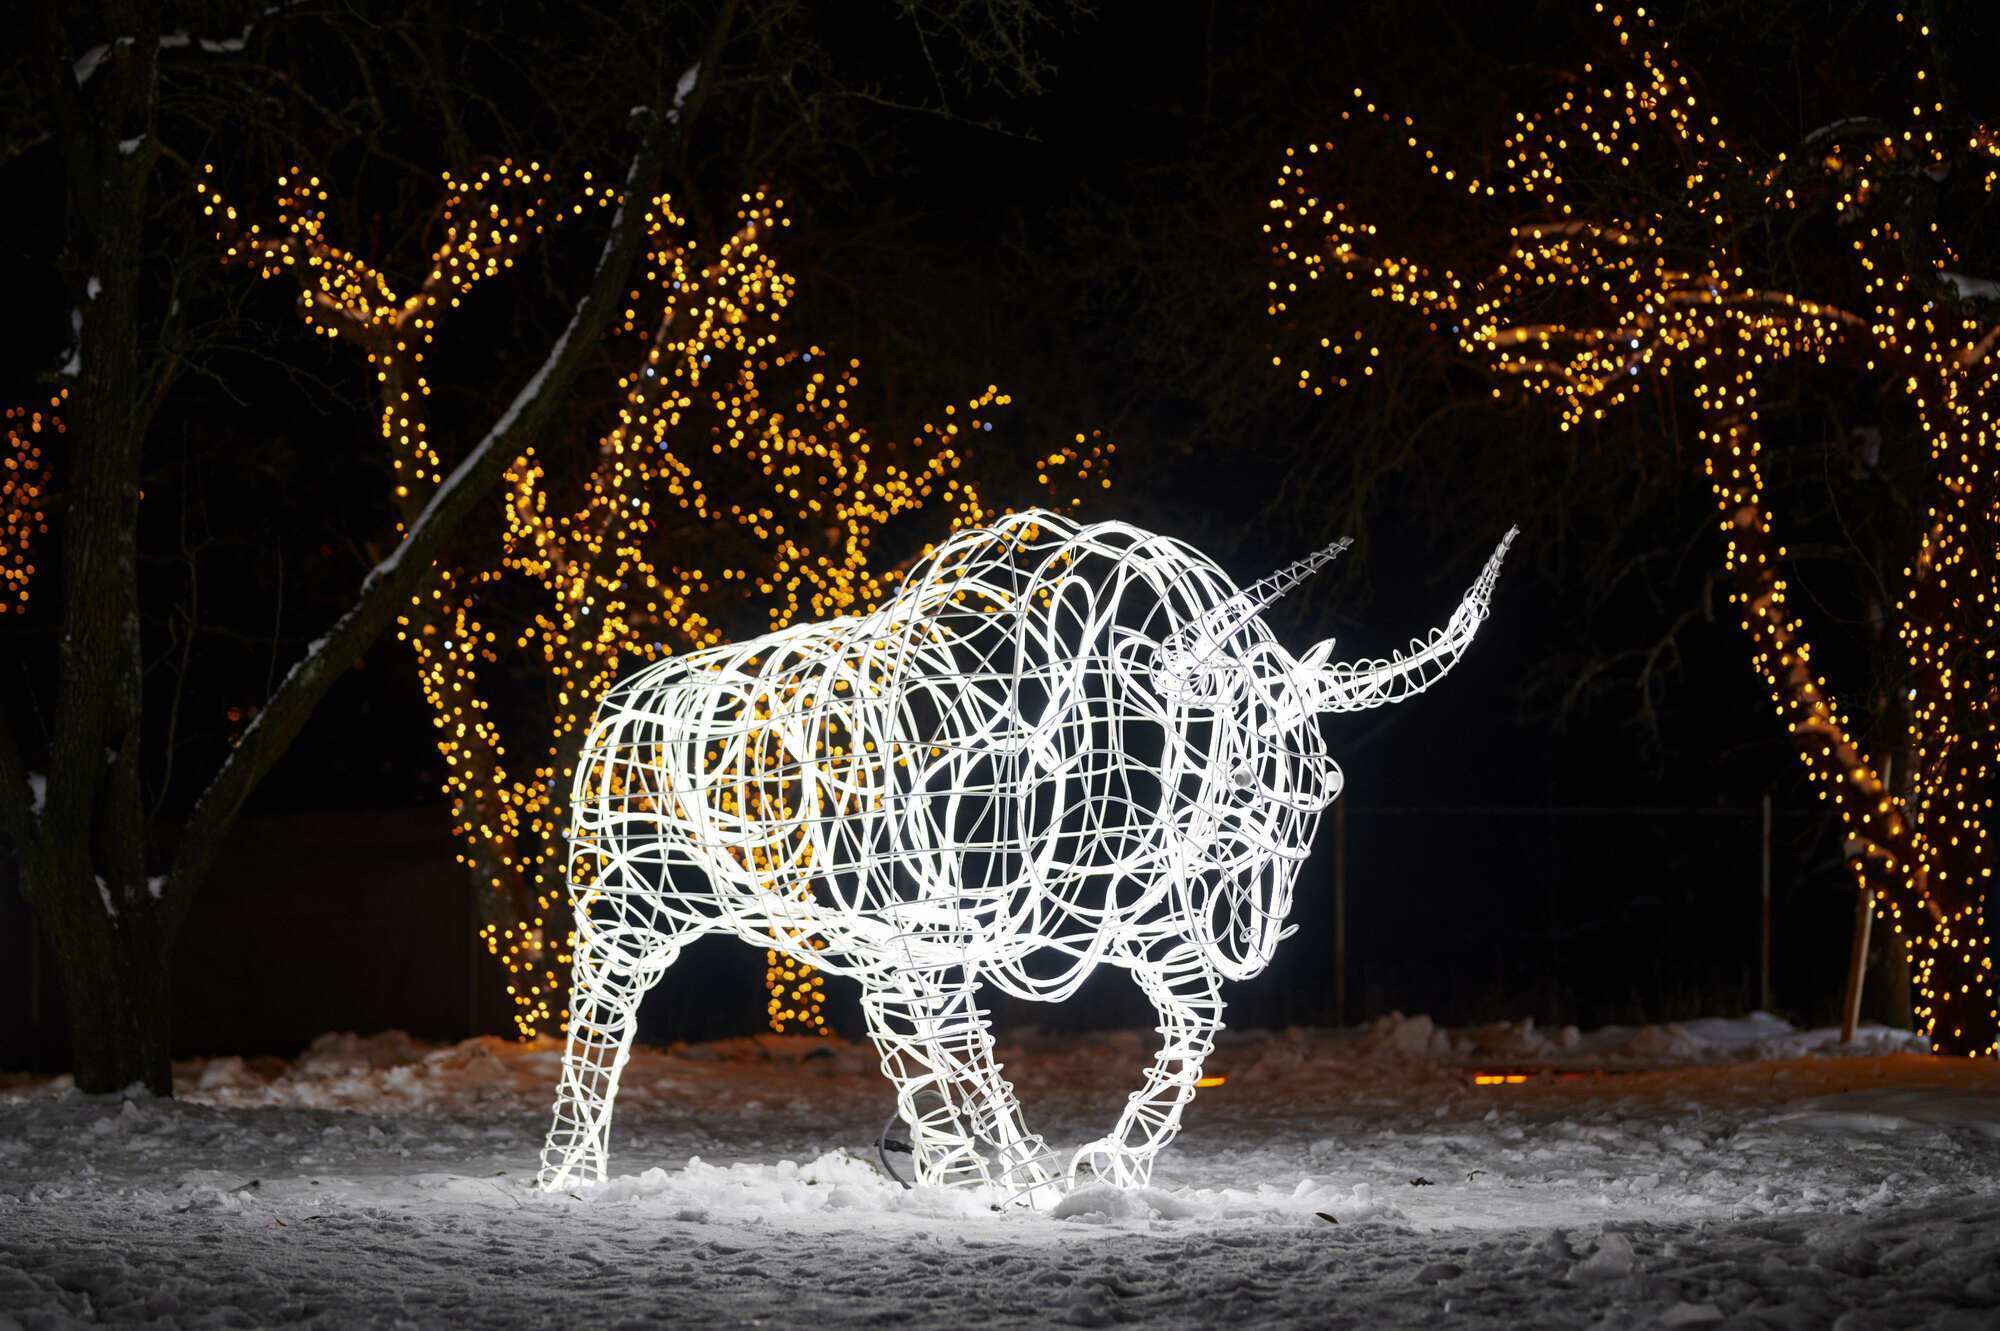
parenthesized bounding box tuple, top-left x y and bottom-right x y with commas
(1069, 942, 1225, 1190)
(862, 965, 1063, 1208)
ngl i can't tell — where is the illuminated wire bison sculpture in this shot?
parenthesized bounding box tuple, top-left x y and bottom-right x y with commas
(540, 509, 1514, 1206)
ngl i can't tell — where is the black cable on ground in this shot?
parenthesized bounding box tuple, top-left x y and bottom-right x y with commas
(875, 1108, 914, 1189)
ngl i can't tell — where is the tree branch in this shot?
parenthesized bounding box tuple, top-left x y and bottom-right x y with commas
(163, 112, 674, 928)
(1700, 353, 1918, 899)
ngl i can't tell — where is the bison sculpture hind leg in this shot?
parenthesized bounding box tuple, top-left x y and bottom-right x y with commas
(861, 965, 1063, 1209)
(538, 893, 696, 1191)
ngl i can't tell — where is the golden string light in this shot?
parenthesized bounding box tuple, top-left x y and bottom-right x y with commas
(203, 159, 583, 1033)
(0, 390, 59, 616)
(1267, 3, 1996, 1055)
(200, 160, 560, 524)
(209, 167, 1111, 1039)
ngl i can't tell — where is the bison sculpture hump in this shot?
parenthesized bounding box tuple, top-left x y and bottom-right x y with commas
(541, 508, 1514, 1207)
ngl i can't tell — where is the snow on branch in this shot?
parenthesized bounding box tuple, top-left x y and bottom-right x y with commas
(360, 144, 656, 594)
(1942, 271, 2000, 302)
(668, 62, 702, 122)
(75, 27, 248, 85)
(167, 116, 674, 918)
(73, 1, 310, 85)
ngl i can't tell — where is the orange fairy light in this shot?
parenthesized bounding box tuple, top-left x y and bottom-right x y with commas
(0, 390, 59, 616)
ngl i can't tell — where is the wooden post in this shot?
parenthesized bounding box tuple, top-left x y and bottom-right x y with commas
(1334, 799, 1347, 1027)
(1841, 885, 1873, 1044)
(1839, 760, 1891, 1043)
(1759, 793, 1773, 1013)
(469, 879, 481, 1037)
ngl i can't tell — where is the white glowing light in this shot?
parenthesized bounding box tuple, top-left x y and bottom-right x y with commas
(540, 510, 1514, 1206)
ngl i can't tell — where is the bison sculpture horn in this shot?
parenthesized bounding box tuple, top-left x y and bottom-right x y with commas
(539, 509, 1514, 1207)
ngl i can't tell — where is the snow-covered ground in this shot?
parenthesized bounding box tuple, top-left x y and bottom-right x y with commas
(3, 1014, 1998, 1329)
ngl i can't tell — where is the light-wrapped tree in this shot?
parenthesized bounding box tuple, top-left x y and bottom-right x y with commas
(203, 161, 562, 530)
(5, 0, 1091, 1093)
(1267, 5, 1997, 1055)
(216, 181, 1111, 1036)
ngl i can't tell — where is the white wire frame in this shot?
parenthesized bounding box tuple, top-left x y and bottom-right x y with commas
(539, 510, 1514, 1206)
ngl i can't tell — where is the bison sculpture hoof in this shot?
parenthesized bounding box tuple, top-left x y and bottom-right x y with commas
(1067, 1138, 1151, 1191)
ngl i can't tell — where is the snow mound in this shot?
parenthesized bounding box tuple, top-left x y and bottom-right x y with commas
(167, 1031, 549, 1111)
(2, 1011, 1936, 1128)
(1566, 1229, 1638, 1284)
(549, 1154, 1401, 1231)
(1769, 1087, 2000, 1140)
(1352, 1011, 1450, 1059)
(1399, 1010, 1928, 1068)
(1051, 1182, 1200, 1222)
(565, 1149, 993, 1220)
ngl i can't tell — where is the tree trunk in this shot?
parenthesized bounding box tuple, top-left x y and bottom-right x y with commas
(1898, 506, 1999, 1057)
(15, 813, 175, 1093)
(1703, 348, 1997, 1057)
(14, 0, 171, 1096)
(1909, 854, 1998, 1056)
(3, 0, 685, 1096)
(46, 884, 174, 1094)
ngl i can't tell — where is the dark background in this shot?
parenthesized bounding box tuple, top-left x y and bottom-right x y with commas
(7, 0, 1976, 1066)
